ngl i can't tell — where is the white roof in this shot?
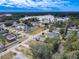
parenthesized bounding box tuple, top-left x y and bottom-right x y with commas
(21, 15, 54, 20)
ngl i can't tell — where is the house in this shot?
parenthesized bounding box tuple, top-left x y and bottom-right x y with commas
(24, 25, 31, 33)
(47, 31, 60, 38)
(5, 34, 17, 42)
(12, 22, 18, 27)
(16, 25, 24, 31)
(0, 23, 5, 29)
(0, 28, 4, 33)
(32, 22, 39, 27)
(12, 54, 29, 59)
(0, 43, 5, 49)
(0, 43, 6, 53)
(16, 24, 25, 31)
(35, 35, 46, 41)
(15, 23, 31, 32)
(0, 28, 9, 35)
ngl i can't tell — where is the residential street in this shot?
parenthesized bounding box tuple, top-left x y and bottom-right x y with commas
(0, 29, 49, 57)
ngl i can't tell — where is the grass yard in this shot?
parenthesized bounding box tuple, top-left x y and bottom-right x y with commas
(0, 51, 16, 59)
(15, 45, 33, 59)
(16, 45, 27, 53)
(27, 40, 38, 46)
(0, 36, 8, 45)
(17, 34, 27, 42)
(29, 27, 44, 35)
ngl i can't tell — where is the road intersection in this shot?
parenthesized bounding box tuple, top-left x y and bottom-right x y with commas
(0, 27, 49, 57)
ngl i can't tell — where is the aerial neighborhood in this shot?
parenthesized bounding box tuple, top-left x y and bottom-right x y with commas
(0, 13, 79, 59)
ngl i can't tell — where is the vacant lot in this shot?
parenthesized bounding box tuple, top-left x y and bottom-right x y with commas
(29, 27, 44, 35)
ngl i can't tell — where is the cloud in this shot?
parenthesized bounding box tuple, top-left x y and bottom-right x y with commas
(0, 0, 70, 11)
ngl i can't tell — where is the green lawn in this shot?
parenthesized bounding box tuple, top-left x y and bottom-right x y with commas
(28, 40, 38, 46)
(0, 36, 7, 44)
(29, 27, 44, 35)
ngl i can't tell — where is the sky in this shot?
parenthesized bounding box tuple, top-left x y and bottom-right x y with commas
(0, 0, 79, 12)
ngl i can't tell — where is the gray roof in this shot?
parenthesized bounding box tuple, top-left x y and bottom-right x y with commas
(12, 54, 29, 59)
(48, 31, 59, 38)
(6, 34, 17, 40)
(0, 43, 4, 49)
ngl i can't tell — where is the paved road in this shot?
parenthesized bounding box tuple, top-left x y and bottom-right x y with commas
(1, 27, 78, 56)
(0, 29, 49, 57)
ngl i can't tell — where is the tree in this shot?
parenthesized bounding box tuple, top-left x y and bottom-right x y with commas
(59, 28, 65, 35)
(31, 17, 39, 22)
(64, 51, 79, 59)
(49, 24, 54, 32)
(4, 21, 13, 27)
(54, 21, 65, 28)
(72, 42, 79, 50)
(59, 28, 66, 40)
(31, 43, 52, 59)
(45, 38, 60, 54)
(63, 30, 78, 52)
(23, 19, 33, 27)
(69, 15, 79, 28)
(44, 23, 49, 29)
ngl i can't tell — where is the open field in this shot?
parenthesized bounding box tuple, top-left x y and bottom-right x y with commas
(29, 27, 44, 35)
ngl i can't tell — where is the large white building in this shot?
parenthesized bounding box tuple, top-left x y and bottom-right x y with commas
(21, 15, 69, 24)
(21, 15, 54, 23)
(37, 15, 54, 23)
